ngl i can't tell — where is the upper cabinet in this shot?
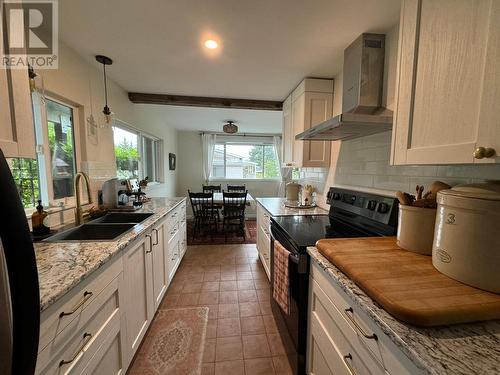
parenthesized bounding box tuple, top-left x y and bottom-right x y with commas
(282, 78, 333, 168)
(0, 52, 36, 158)
(391, 0, 500, 165)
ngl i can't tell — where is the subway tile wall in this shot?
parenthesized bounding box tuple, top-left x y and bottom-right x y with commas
(297, 132, 500, 206)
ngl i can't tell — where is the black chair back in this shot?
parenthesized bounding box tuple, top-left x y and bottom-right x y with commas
(188, 190, 214, 218)
(203, 184, 222, 193)
(227, 184, 246, 192)
(222, 191, 247, 219)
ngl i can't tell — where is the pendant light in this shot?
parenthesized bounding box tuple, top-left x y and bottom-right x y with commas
(95, 55, 114, 128)
(223, 120, 238, 134)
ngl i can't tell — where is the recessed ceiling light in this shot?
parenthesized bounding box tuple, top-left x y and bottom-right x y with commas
(204, 39, 218, 49)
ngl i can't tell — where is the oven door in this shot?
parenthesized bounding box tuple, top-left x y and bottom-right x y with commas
(270, 224, 309, 375)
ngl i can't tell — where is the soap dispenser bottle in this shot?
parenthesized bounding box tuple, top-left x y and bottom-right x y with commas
(32, 200, 50, 235)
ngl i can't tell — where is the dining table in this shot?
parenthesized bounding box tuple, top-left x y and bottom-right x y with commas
(212, 192, 255, 207)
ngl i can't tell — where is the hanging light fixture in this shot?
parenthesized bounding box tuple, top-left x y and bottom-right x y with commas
(223, 120, 238, 134)
(95, 55, 114, 128)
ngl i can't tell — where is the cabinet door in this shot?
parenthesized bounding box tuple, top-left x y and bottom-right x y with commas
(0, 68, 17, 156)
(282, 95, 294, 166)
(301, 92, 333, 167)
(392, 0, 500, 165)
(167, 231, 181, 282)
(122, 235, 154, 364)
(151, 222, 168, 310)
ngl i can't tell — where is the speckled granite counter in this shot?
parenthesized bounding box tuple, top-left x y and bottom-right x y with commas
(256, 197, 328, 216)
(307, 246, 500, 375)
(34, 197, 186, 312)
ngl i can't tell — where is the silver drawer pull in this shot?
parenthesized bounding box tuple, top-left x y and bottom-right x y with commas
(59, 291, 93, 318)
(59, 332, 92, 367)
(342, 354, 357, 375)
(344, 308, 377, 340)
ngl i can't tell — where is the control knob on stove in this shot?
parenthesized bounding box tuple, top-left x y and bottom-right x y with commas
(332, 193, 341, 200)
(378, 202, 390, 213)
(367, 200, 377, 210)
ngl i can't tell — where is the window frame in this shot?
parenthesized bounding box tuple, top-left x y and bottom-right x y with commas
(33, 93, 82, 208)
(211, 140, 281, 181)
(112, 120, 163, 184)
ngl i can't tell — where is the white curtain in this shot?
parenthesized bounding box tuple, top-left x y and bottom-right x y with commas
(273, 136, 291, 197)
(201, 133, 217, 182)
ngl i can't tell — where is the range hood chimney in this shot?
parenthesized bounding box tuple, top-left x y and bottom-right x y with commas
(295, 33, 393, 141)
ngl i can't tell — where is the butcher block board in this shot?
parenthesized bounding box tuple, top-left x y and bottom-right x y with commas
(316, 237, 500, 327)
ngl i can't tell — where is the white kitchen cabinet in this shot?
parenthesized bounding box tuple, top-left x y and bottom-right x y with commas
(0, 66, 36, 158)
(122, 233, 155, 367)
(36, 256, 126, 375)
(151, 218, 168, 310)
(256, 203, 271, 279)
(308, 262, 423, 375)
(391, 0, 500, 165)
(282, 78, 333, 168)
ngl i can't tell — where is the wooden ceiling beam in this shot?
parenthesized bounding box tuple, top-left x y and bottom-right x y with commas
(128, 92, 283, 111)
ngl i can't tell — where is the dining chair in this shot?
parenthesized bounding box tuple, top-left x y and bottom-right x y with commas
(188, 190, 218, 240)
(227, 184, 246, 192)
(202, 185, 222, 220)
(222, 191, 248, 242)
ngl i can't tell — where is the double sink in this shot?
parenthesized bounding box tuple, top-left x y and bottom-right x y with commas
(44, 212, 154, 242)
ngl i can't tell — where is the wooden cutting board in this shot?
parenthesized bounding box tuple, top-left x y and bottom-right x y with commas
(316, 237, 500, 327)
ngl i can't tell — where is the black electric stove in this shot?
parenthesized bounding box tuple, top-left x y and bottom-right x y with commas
(269, 187, 398, 375)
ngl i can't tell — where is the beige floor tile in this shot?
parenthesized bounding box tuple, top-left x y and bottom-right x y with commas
(272, 356, 293, 375)
(238, 289, 258, 303)
(236, 256, 251, 264)
(204, 265, 221, 273)
(236, 264, 252, 272)
(199, 291, 220, 305)
(214, 360, 245, 375)
(263, 315, 279, 334)
(177, 292, 200, 306)
(267, 333, 286, 356)
(167, 281, 184, 294)
(219, 280, 238, 291)
(203, 338, 216, 363)
(203, 272, 221, 282)
(260, 302, 272, 316)
(245, 357, 276, 375)
(242, 334, 271, 359)
(237, 280, 255, 290)
(220, 271, 237, 281)
(158, 293, 179, 308)
(241, 316, 266, 335)
(218, 303, 240, 318)
(237, 271, 254, 280)
(215, 336, 243, 361)
(206, 305, 218, 320)
(219, 290, 239, 304)
(239, 302, 262, 317)
(206, 320, 217, 339)
(201, 362, 215, 375)
(202, 281, 220, 291)
(182, 282, 203, 293)
(257, 289, 271, 302)
(254, 280, 271, 290)
(217, 317, 241, 337)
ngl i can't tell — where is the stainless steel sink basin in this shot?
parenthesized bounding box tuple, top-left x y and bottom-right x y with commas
(44, 223, 136, 242)
(91, 212, 153, 224)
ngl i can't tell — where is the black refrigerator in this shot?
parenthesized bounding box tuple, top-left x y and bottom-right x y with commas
(0, 149, 40, 375)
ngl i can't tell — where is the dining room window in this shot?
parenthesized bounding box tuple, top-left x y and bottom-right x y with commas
(211, 141, 280, 180)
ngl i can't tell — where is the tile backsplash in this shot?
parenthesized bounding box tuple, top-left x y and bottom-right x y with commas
(297, 131, 500, 206)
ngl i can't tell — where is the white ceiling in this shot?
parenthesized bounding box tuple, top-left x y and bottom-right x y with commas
(143, 105, 283, 133)
(58, 0, 401, 132)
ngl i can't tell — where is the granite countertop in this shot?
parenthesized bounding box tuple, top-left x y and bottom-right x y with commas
(307, 247, 500, 375)
(35, 197, 186, 312)
(256, 197, 328, 216)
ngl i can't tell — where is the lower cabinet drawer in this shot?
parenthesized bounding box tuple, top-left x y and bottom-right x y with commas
(36, 275, 122, 374)
(309, 279, 385, 375)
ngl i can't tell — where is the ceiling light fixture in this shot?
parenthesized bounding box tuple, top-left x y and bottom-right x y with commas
(223, 120, 238, 134)
(96, 55, 114, 128)
(204, 39, 218, 49)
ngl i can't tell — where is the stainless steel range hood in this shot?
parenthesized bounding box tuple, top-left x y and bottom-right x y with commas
(296, 33, 393, 141)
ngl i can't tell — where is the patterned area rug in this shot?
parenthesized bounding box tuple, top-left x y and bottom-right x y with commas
(187, 219, 257, 245)
(128, 307, 208, 375)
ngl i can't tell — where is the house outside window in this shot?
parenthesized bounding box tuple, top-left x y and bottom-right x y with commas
(211, 140, 280, 180)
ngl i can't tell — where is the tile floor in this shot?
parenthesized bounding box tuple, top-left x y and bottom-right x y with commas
(158, 243, 293, 375)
